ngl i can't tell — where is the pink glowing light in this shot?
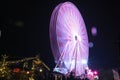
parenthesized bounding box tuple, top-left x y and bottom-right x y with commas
(86, 69, 99, 80)
(87, 69, 94, 77)
(91, 27, 97, 36)
(93, 71, 98, 75)
(50, 2, 89, 76)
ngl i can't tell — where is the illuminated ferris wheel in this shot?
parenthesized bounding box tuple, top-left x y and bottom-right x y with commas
(50, 2, 89, 76)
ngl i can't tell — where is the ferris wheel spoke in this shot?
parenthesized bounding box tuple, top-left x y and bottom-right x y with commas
(57, 37, 72, 44)
(58, 42, 68, 54)
(80, 41, 88, 50)
(58, 41, 76, 68)
(58, 21, 71, 35)
(63, 42, 74, 60)
(68, 41, 81, 71)
(58, 39, 70, 55)
(57, 22, 72, 38)
(65, 15, 77, 31)
(79, 42, 87, 54)
(78, 41, 88, 59)
(64, 41, 76, 70)
(75, 42, 82, 73)
(57, 27, 72, 38)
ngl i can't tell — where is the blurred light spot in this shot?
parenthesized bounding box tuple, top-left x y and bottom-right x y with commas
(81, 59, 87, 64)
(89, 42, 94, 48)
(14, 20, 24, 27)
(87, 70, 94, 76)
(26, 71, 30, 74)
(13, 68, 20, 73)
(93, 71, 98, 75)
(85, 67, 89, 70)
(91, 27, 97, 36)
(39, 68, 43, 72)
(94, 75, 99, 79)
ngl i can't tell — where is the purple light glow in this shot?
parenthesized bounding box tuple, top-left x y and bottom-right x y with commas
(50, 2, 89, 76)
(91, 27, 97, 36)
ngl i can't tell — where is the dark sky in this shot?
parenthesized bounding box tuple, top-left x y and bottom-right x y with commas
(0, 0, 120, 70)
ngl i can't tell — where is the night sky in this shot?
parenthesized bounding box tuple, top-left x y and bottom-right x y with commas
(0, 0, 120, 70)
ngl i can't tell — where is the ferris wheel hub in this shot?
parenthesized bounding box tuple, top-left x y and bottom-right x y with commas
(75, 36, 77, 41)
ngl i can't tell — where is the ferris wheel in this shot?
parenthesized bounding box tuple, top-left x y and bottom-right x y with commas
(50, 2, 89, 76)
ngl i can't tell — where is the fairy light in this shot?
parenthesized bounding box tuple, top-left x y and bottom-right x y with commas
(26, 71, 30, 74)
(39, 68, 43, 72)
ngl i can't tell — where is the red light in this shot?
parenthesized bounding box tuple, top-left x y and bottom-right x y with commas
(13, 68, 20, 73)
